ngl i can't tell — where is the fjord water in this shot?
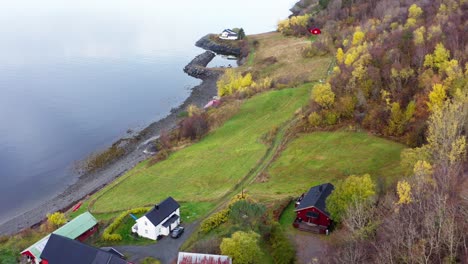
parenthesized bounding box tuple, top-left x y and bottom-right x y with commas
(0, 0, 295, 225)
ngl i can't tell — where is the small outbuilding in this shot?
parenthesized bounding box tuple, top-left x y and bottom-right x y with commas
(178, 252, 232, 264)
(293, 183, 334, 234)
(21, 212, 98, 264)
(40, 234, 129, 264)
(219, 29, 238, 40)
(131, 197, 180, 240)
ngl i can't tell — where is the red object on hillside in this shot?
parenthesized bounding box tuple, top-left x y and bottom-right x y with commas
(72, 202, 82, 212)
(293, 183, 334, 234)
(309, 28, 321, 35)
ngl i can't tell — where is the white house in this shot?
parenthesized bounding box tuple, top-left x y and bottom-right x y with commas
(131, 197, 180, 240)
(219, 29, 238, 40)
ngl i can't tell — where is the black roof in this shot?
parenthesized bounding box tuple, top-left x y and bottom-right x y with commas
(162, 214, 179, 228)
(144, 197, 180, 226)
(295, 183, 334, 216)
(40, 234, 128, 264)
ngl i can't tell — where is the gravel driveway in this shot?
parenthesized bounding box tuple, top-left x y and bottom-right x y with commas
(111, 222, 197, 264)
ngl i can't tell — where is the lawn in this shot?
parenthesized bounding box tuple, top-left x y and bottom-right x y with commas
(249, 132, 405, 200)
(89, 84, 313, 214)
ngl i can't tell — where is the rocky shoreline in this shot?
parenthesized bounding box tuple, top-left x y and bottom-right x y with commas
(195, 34, 241, 56)
(0, 51, 223, 236)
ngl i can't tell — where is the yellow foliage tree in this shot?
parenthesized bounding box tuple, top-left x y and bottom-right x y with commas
(352, 27, 365, 45)
(424, 43, 451, 71)
(408, 4, 423, 19)
(336, 48, 345, 64)
(311, 83, 335, 109)
(413, 26, 426, 45)
(277, 14, 310, 35)
(47, 212, 67, 228)
(217, 69, 253, 97)
(427, 83, 447, 112)
(396, 180, 412, 205)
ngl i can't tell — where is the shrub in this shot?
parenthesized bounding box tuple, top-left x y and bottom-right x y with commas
(47, 212, 67, 228)
(179, 114, 209, 140)
(270, 223, 296, 264)
(141, 257, 161, 264)
(324, 110, 339, 125)
(311, 83, 335, 109)
(336, 95, 356, 118)
(220, 231, 262, 264)
(308, 112, 322, 127)
(187, 104, 203, 117)
(200, 208, 230, 233)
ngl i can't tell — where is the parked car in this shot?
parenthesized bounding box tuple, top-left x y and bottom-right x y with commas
(170, 226, 184, 238)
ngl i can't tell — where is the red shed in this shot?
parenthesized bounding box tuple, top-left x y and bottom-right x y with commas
(293, 183, 334, 234)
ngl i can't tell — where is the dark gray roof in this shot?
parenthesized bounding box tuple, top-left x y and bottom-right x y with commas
(222, 29, 238, 36)
(145, 197, 180, 226)
(162, 214, 179, 228)
(40, 234, 128, 264)
(295, 183, 334, 216)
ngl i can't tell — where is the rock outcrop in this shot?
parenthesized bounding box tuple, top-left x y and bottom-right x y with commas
(183, 51, 219, 80)
(195, 34, 241, 56)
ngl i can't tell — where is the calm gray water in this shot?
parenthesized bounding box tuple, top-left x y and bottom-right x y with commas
(0, 0, 295, 224)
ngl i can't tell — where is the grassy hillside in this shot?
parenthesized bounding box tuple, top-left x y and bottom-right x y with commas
(242, 32, 333, 84)
(249, 131, 405, 200)
(88, 84, 312, 214)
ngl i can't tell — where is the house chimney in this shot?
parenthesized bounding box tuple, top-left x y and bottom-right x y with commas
(155, 205, 159, 210)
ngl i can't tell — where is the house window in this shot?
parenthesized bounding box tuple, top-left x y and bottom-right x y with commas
(145, 230, 148, 234)
(306, 212, 319, 219)
(145, 221, 147, 226)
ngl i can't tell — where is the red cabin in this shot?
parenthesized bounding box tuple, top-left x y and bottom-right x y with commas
(293, 183, 334, 234)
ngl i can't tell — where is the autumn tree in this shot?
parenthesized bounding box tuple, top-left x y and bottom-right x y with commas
(217, 69, 254, 97)
(237, 28, 246, 40)
(387, 101, 415, 136)
(427, 83, 446, 112)
(326, 174, 376, 223)
(220, 231, 262, 264)
(311, 83, 335, 109)
(47, 212, 67, 228)
(426, 97, 467, 188)
(396, 180, 412, 205)
(336, 48, 345, 64)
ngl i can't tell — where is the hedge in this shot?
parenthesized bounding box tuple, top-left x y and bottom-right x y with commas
(199, 193, 250, 233)
(102, 207, 150, 242)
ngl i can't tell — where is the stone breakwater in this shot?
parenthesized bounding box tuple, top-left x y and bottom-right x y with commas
(183, 51, 218, 80)
(195, 34, 241, 56)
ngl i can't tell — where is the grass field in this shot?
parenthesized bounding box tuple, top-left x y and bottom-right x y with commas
(249, 132, 405, 200)
(88, 84, 312, 214)
(242, 32, 333, 83)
